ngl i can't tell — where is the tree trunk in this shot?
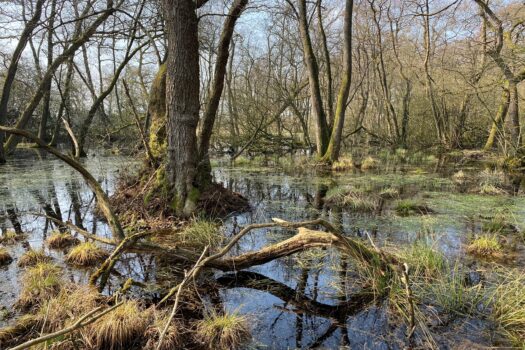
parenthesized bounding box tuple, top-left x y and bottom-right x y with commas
(484, 86, 510, 151)
(507, 81, 521, 150)
(297, 0, 330, 156)
(0, 0, 45, 163)
(197, 0, 248, 186)
(321, 0, 353, 162)
(4, 1, 118, 153)
(38, 0, 58, 143)
(162, 0, 201, 216)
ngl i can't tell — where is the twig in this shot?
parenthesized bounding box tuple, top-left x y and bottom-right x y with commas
(156, 246, 209, 350)
(8, 302, 124, 350)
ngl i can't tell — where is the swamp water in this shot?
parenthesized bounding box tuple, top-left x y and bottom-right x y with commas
(1, 150, 524, 349)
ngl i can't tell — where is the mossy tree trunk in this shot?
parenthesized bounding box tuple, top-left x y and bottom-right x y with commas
(484, 86, 510, 151)
(320, 0, 353, 162)
(162, 0, 201, 216)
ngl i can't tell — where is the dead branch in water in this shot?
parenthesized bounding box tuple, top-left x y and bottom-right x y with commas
(0, 126, 125, 241)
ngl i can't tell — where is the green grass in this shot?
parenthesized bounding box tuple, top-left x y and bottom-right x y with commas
(466, 234, 502, 257)
(394, 200, 433, 216)
(419, 263, 484, 316)
(398, 242, 445, 278)
(490, 273, 525, 348)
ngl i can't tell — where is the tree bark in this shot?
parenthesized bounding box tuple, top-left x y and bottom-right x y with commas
(38, 0, 58, 143)
(4, 0, 119, 154)
(484, 86, 510, 151)
(162, 0, 201, 216)
(297, 0, 330, 156)
(0, 0, 45, 163)
(321, 0, 353, 162)
(197, 0, 248, 185)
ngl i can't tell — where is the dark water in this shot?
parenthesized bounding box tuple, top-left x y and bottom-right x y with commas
(1, 151, 524, 349)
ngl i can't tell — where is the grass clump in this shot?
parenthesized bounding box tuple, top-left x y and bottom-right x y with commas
(394, 200, 434, 216)
(0, 247, 13, 266)
(154, 219, 222, 251)
(420, 264, 484, 316)
(0, 314, 41, 347)
(0, 230, 24, 245)
(46, 232, 80, 249)
(38, 284, 100, 333)
(467, 234, 502, 257)
(399, 242, 445, 278)
(490, 273, 525, 348)
(16, 262, 63, 309)
(379, 187, 399, 199)
(85, 299, 148, 350)
(144, 310, 182, 350)
(477, 169, 507, 194)
(325, 186, 378, 212)
(195, 310, 250, 350)
(65, 242, 109, 266)
(361, 156, 379, 170)
(331, 157, 354, 171)
(18, 249, 52, 267)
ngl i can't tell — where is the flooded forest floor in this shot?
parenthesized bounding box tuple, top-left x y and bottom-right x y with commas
(0, 149, 525, 349)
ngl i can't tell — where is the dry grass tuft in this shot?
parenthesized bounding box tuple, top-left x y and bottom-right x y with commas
(38, 284, 101, 333)
(85, 299, 149, 350)
(195, 310, 250, 350)
(331, 157, 354, 171)
(361, 156, 379, 170)
(0, 314, 41, 348)
(65, 242, 109, 266)
(143, 309, 182, 350)
(153, 219, 222, 251)
(0, 230, 24, 245)
(46, 232, 80, 249)
(0, 247, 13, 266)
(18, 249, 52, 267)
(16, 262, 63, 310)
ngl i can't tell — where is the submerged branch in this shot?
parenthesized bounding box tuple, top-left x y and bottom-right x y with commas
(0, 126, 125, 241)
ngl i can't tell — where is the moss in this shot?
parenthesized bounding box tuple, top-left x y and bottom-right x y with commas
(195, 310, 250, 350)
(65, 242, 109, 266)
(18, 249, 52, 267)
(16, 263, 63, 310)
(46, 232, 80, 249)
(0, 247, 13, 266)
